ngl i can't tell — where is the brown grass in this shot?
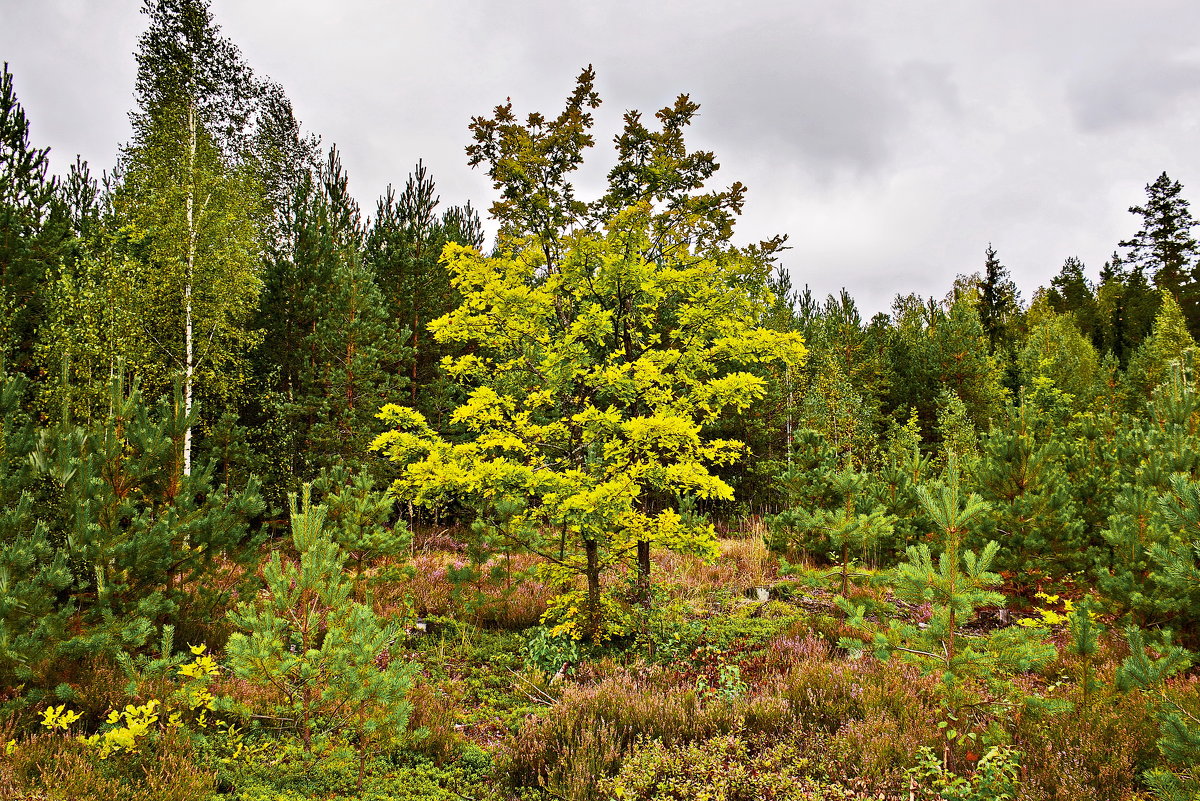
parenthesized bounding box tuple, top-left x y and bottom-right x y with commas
(654, 535, 780, 603)
(377, 551, 552, 629)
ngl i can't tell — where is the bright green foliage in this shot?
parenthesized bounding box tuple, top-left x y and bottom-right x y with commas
(936, 390, 981, 468)
(111, 0, 265, 475)
(226, 487, 414, 782)
(112, 97, 264, 421)
(1118, 628, 1200, 800)
(1126, 291, 1198, 403)
(1065, 596, 1103, 708)
(375, 208, 805, 639)
(1017, 302, 1100, 410)
(375, 73, 805, 641)
(908, 744, 1021, 801)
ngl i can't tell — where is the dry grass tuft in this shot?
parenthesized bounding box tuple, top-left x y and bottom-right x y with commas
(655, 534, 781, 603)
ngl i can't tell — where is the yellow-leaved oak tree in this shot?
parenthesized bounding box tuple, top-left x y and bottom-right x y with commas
(373, 69, 806, 642)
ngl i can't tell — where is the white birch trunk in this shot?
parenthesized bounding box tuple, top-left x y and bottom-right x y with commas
(184, 102, 196, 477)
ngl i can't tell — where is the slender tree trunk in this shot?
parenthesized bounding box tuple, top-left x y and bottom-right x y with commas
(584, 538, 602, 642)
(636, 539, 651, 606)
(410, 312, 419, 403)
(840, 542, 850, 598)
(183, 101, 197, 477)
(356, 703, 367, 792)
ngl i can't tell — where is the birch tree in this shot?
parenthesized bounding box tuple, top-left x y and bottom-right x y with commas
(114, 0, 265, 474)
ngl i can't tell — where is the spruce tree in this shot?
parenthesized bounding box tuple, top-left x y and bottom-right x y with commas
(1120, 172, 1200, 335)
(978, 244, 1021, 355)
(1097, 251, 1161, 364)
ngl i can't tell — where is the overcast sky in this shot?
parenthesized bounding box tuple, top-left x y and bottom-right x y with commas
(4, 1, 1200, 316)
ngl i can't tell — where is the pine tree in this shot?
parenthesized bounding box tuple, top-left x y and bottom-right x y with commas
(311, 465, 409, 598)
(767, 452, 895, 596)
(972, 405, 1087, 581)
(0, 373, 264, 692)
(226, 486, 414, 788)
(1097, 363, 1200, 626)
(1118, 629, 1200, 800)
(365, 162, 482, 426)
(1045, 256, 1099, 345)
(0, 368, 70, 687)
(0, 63, 71, 378)
(254, 147, 406, 497)
(885, 295, 1007, 441)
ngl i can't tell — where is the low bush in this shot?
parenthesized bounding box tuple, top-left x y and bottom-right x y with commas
(0, 731, 214, 801)
(601, 732, 852, 801)
(1014, 688, 1159, 801)
(500, 669, 743, 800)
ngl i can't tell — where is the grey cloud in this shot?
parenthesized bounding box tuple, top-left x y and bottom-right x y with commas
(1067, 57, 1200, 132)
(897, 61, 961, 117)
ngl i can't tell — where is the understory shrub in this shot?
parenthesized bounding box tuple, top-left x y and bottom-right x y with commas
(502, 630, 947, 800)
